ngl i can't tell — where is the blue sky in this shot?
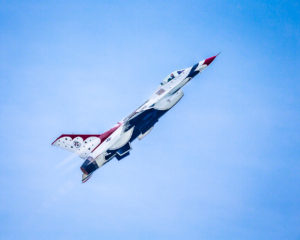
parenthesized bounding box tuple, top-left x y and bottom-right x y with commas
(0, 0, 299, 239)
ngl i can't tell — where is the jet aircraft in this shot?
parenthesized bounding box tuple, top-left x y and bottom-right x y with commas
(52, 55, 218, 182)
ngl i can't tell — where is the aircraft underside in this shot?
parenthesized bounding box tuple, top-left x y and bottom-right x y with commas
(51, 54, 218, 182)
(106, 108, 168, 161)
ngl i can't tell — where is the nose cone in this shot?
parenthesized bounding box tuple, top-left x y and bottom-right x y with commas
(203, 55, 217, 66)
(187, 54, 218, 78)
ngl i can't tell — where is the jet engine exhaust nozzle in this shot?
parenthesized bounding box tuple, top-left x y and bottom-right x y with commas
(80, 157, 99, 175)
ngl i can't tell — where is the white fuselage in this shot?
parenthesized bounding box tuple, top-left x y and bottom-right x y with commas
(90, 61, 208, 167)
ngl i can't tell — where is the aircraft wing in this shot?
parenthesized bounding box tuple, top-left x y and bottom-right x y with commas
(51, 134, 102, 159)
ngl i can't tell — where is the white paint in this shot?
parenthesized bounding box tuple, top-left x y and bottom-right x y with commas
(53, 136, 101, 159)
(52, 57, 214, 181)
(138, 126, 154, 140)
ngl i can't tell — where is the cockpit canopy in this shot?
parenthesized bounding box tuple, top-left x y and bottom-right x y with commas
(160, 69, 185, 85)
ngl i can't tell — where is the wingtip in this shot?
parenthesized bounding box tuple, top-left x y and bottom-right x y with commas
(51, 135, 62, 145)
(51, 139, 58, 145)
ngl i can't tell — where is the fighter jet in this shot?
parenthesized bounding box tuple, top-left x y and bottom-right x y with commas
(52, 55, 218, 182)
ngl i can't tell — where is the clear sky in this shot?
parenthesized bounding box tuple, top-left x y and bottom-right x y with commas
(0, 0, 299, 239)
